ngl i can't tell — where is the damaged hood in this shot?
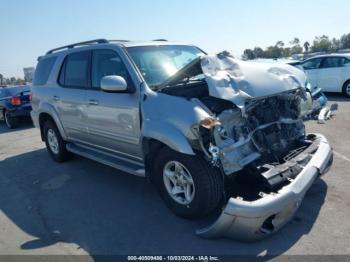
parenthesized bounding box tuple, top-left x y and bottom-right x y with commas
(201, 53, 307, 109)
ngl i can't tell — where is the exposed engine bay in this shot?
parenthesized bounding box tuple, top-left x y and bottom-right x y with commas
(158, 52, 314, 194)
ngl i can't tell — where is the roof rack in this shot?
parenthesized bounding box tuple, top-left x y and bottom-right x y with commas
(46, 39, 109, 55)
(153, 39, 168, 41)
(108, 39, 131, 42)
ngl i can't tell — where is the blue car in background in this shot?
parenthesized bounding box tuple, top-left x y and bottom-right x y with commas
(0, 85, 32, 129)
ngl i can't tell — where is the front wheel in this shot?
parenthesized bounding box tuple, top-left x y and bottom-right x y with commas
(154, 147, 223, 219)
(342, 80, 350, 97)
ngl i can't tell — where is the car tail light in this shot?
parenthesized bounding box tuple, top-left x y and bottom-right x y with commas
(10, 96, 21, 106)
(29, 94, 32, 102)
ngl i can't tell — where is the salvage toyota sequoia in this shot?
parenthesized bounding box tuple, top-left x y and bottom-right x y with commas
(31, 39, 333, 241)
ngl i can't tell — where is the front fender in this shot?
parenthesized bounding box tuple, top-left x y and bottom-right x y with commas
(142, 120, 195, 155)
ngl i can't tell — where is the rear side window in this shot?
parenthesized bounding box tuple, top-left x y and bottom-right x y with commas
(33, 56, 57, 85)
(59, 51, 90, 88)
(321, 57, 341, 68)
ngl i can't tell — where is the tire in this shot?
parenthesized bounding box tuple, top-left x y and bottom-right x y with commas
(43, 120, 71, 162)
(342, 80, 350, 97)
(154, 147, 223, 219)
(3, 110, 18, 129)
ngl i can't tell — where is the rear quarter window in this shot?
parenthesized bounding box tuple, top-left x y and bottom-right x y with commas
(33, 56, 57, 85)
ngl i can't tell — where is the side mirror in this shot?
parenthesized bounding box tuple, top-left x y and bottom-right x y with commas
(101, 75, 128, 93)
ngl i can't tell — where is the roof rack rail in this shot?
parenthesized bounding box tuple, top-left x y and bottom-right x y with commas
(108, 39, 131, 42)
(46, 39, 109, 55)
(153, 39, 168, 41)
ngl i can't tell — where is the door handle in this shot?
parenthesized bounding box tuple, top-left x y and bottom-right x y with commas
(88, 99, 99, 105)
(53, 95, 60, 101)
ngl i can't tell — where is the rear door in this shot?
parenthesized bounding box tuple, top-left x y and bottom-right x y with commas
(317, 56, 343, 92)
(84, 48, 142, 159)
(301, 57, 322, 89)
(55, 51, 90, 142)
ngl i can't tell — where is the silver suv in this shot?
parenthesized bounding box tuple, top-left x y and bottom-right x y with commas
(31, 39, 333, 241)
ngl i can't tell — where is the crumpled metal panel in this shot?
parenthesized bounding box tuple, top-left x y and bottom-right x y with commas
(196, 134, 332, 241)
(200, 53, 307, 112)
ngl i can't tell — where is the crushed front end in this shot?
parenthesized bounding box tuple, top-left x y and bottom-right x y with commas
(195, 92, 333, 240)
(155, 51, 333, 241)
(193, 55, 333, 241)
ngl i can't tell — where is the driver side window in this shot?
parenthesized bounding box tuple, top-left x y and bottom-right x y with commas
(302, 58, 322, 70)
(91, 49, 133, 90)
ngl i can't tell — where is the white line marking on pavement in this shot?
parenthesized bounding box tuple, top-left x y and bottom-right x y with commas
(334, 150, 350, 164)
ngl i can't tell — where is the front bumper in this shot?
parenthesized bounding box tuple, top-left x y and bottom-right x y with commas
(197, 133, 332, 241)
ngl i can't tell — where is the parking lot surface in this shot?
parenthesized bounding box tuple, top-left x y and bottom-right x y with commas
(0, 94, 349, 258)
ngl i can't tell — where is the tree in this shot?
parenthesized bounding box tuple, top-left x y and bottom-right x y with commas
(288, 37, 302, 55)
(340, 33, 350, 49)
(311, 35, 332, 52)
(290, 37, 300, 46)
(253, 47, 264, 58)
(282, 47, 291, 57)
(290, 46, 303, 55)
(264, 45, 283, 59)
(303, 41, 310, 53)
(243, 49, 255, 60)
(331, 38, 341, 52)
(275, 41, 284, 48)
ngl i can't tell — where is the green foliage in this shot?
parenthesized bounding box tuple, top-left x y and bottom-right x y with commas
(311, 35, 332, 52)
(242, 33, 350, 60)
(340, 33, 350, 49)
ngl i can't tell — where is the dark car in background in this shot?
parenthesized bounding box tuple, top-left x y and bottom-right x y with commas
(0, 85, 32, 128)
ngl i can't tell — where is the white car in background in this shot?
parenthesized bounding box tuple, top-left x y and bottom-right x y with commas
(293, 54, 350, 96)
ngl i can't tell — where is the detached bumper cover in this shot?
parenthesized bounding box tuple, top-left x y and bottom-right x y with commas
(197, 133, 332, 241)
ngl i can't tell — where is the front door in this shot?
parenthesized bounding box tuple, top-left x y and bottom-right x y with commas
(301, 57, 322, 89)
(84, 49, 142, 159)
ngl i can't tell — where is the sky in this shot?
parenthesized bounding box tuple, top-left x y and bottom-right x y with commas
(1, 0, 350, 77)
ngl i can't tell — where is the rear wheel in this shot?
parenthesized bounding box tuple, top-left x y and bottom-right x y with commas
(342, 80, 350, 97)
(43, 120, 71, 162)
(3, 110, 17, 129)
(154, 147, 223, 219)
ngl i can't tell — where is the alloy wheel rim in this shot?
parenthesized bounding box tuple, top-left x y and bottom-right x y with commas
(163, 161, 195, 205)
(346, 83, 350, 96)
(47, 129, 59, 154)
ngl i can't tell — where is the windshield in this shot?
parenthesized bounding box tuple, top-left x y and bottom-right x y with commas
(127, 45, 204, 88)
